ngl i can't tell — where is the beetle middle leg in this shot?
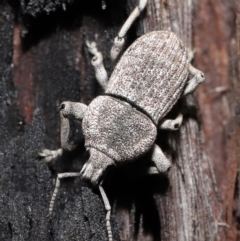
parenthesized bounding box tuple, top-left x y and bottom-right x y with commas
(159, 113, 183, 130)
(110, 0, 148, 61)
(149, 114, 184, 173)
(182, 64, 205, 96)
(150, 144, 171, 173)
(39, 102, 88, 163)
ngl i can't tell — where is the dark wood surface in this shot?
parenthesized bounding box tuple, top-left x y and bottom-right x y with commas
(0, 0, 238, 240)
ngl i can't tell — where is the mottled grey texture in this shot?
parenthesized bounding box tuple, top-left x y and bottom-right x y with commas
(83, 95, 157, 162)
(106, 31, 189, 124)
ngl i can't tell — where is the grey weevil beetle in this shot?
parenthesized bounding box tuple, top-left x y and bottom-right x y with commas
(39, 1, 205, 240)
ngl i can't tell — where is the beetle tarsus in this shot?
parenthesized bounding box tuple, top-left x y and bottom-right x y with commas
(48, 172, 81, 219)
(99, 184, 113, 241)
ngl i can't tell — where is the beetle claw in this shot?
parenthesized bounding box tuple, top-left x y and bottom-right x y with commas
(38, 148, 63, 163)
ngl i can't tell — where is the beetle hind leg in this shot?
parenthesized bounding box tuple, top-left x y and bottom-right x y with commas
(110, 0, 148, 61)
(86, 40, 108, 90)
(143, 145, 171, 176)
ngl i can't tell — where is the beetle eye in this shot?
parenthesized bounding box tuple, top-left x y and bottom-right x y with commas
(59, 103, 65, 110)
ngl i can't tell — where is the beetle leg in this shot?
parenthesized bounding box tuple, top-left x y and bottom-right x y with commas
(38, 148, 63, 163)
(99, 184, 113, 241)
(110, 0, 148, 61)
(146, 166, 159, 175)
(86, 41, 108, 90)
(81, 148, 115, 186)
(38, 102, 87, 163)
(150, 144, 171, 173)
(182, 64, 205, 96)
(159, 113, 183, 130)
(48, 172, 81, 219)
(187, 48, 195, 63)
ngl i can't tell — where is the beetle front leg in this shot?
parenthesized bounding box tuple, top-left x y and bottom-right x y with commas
(99, 184, 113, 241)
(39, 102, 88, 163)
(86, 41, 108, 90)
(150, 144, 171, 173)
(159, 113, 183, 130)
(48, 172, 81, 219)
(110, 0, 148, 61)
(182, 64, 205, 96)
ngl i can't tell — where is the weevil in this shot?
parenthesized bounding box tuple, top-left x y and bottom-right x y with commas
(39, 0, 205, 240)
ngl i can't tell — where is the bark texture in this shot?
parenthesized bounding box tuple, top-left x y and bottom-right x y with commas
(0, 0, 238, 240)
